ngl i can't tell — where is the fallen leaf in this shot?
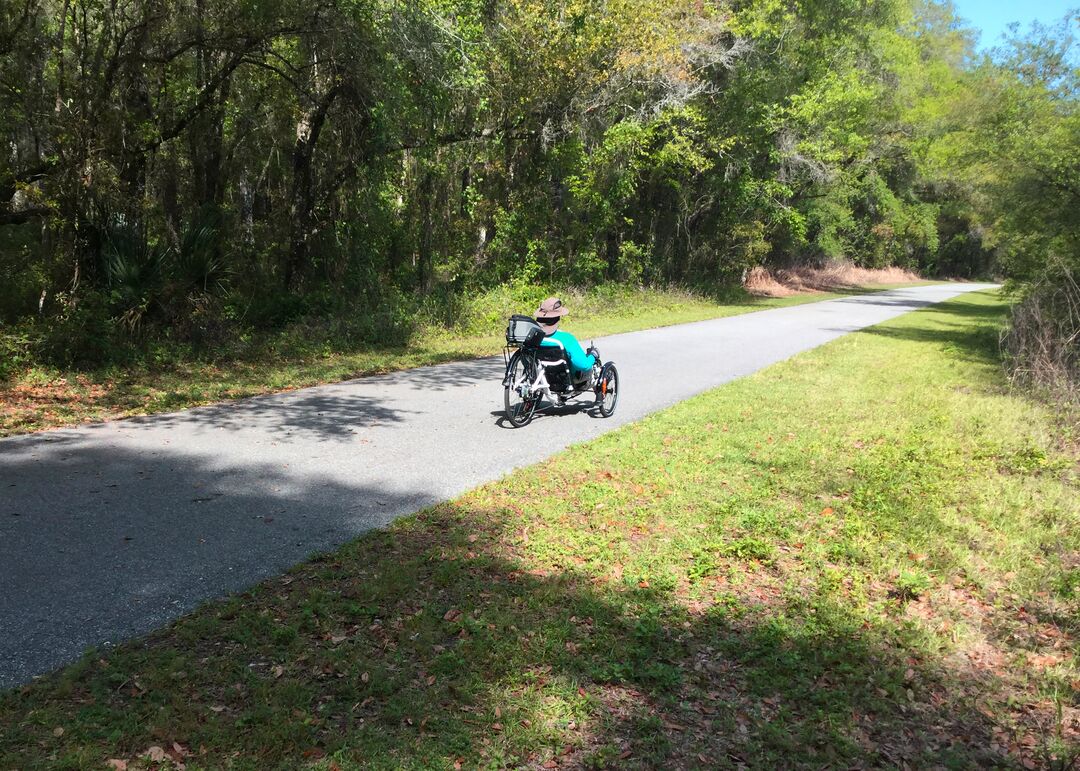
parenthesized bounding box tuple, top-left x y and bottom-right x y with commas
(52, 727, 64, 737)
(361, 672, 370, 683)
(821, 507, 834, 516)
(143, 746, 168, 762)
(492, 722, 503, 731)
(443, 609, 463, 623)
(1028, 653, 1064, 669)
(272, 665, 284, 678)
(107, 761, 128, 771)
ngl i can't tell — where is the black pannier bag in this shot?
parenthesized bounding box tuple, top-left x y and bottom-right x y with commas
(506, 314, 544, 347)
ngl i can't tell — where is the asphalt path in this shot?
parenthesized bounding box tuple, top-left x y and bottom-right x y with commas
(0, 282, 997, 688)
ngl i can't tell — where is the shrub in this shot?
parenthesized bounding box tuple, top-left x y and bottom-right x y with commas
(1001, 261, 1080, 403)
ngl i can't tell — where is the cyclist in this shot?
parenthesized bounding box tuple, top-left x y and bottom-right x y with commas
(535, 297, 599, 385)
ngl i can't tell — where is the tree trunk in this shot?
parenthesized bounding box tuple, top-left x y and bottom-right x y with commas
(416, 169, 434, 293)
(285, 82, 340, 290)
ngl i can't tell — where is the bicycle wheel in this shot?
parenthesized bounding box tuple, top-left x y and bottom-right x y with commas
(597, 362, 619, 417)
(504, 351, 539, 427)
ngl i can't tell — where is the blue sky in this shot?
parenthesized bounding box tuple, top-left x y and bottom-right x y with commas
(950, 0, 1076, 49)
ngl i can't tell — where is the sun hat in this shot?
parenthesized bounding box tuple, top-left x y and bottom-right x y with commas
(535, 297, 568, 334)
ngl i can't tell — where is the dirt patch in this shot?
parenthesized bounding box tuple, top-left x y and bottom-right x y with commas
(745, 262, 922, 297)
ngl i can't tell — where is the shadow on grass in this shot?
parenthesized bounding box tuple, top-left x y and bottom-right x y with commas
(838, 293, 1005, 367)
(0, 495, 1022, 769)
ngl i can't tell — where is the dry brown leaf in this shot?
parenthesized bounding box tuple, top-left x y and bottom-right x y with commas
(107, 761, 128, 771)
(143, 746, 168, 762)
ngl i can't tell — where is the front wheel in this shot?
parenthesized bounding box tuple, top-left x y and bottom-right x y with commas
(504, 352, 540, 427)
(596, 362, 619, 418)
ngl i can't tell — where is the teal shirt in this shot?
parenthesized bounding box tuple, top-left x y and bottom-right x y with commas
(540, 329, 594, 373)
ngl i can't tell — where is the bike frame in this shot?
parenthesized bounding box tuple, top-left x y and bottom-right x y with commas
(504, 347, 598, 407)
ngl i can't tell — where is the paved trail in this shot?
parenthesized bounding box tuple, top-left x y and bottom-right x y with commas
(0, 283, 997, 687)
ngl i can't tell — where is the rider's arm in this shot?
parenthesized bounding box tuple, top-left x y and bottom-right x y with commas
(549, 331, 595, 372)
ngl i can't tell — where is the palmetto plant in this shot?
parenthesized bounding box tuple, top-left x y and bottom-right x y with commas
(101, 216, 232, 334)
(176, 218, 230, 297)
(102, 227, 170, 332)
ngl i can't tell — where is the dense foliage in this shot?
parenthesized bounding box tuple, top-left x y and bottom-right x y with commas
(0, 0, 1076, 371)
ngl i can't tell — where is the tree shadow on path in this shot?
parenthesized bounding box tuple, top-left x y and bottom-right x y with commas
(0, 498, 1043, 769)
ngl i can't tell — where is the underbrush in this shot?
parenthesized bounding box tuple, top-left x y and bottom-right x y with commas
(744, 260, 924, 297)
(1001, 265, 1080, 423)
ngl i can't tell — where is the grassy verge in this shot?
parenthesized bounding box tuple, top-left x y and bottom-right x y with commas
(0, 282, 931, 438)
(5, 289, 1073, 770)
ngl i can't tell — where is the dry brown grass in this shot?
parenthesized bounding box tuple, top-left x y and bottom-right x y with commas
(1001, 261, 1080, 406)
(744, 261, 922, 297)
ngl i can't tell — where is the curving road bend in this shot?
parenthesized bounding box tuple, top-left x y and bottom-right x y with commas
(0, 282, 997, 687)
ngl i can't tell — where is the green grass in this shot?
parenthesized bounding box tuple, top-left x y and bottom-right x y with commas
(4, 289, 1076, 770)
(0, 282, 930, 437)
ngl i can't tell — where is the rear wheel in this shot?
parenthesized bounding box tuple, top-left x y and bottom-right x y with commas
(504, 352, 539, 427)
(596, 362, 619, 417)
